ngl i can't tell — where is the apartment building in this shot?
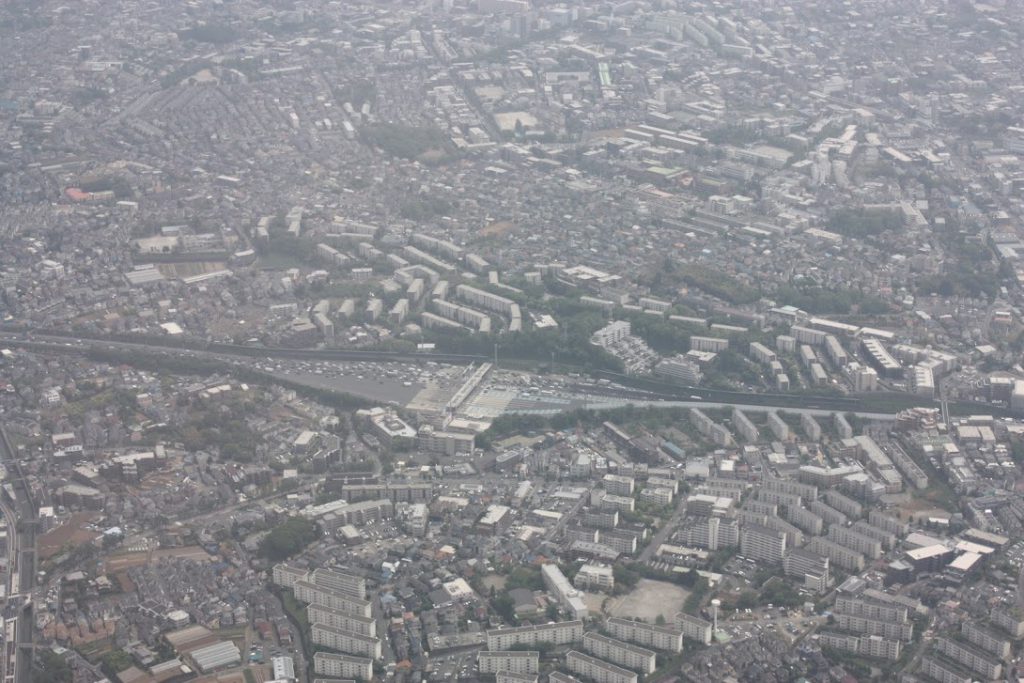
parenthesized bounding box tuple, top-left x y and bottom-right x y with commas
(934, 637, 1002, 679)
(311, 623, 382, 659)
(818, 632, 901, 660)
(807, 537, 865, 572)
(582, 633, 657, 674)
(833, 596, 908, 624)
(740, 523, 787, 563)
(606, 617, 684, 652)
(917, 655, 973, 683)
(307, 605, 375, 636)
(961, 620, 1012, 658)
(477, 652, 540, 676)
(690, 336, 729, 352)
(313, 652, 372, 681)
(683, 516, 739, 551)
(834, 613, 913, 642)
(782, 549, 830, 593)
(674, 613, 713, 645)
(294, 581, 373, 617)
(602, 474, 635, 496)
(310, 568, 366, 599)
(827, 525, 883, 559)
(566, 651, 638, 683)
(486, 621, 585, 651)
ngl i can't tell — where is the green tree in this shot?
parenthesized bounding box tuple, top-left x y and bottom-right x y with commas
(258, 517, 319, 561)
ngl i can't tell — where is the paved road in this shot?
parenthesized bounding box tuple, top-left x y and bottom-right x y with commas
(638, 494, 690, 563)
(0, 424, 36, 683)
(0, 332, 918, 418)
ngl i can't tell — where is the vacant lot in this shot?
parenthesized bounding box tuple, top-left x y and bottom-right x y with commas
(606, 579, 690, 622)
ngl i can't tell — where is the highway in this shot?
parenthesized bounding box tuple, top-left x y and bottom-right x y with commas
(0, 423, 36, 683)
(0, 330, 936, 417)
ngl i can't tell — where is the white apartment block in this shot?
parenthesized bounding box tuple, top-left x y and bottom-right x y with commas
(834, 613, 913, 642)
(311, 623, 382, 659)
(308, 605, 375, 636)
(313, 652, 373, 681)
(566, 651, 638, 683)
(477, 652, 539, 675)
(818, 632, 900, 660)
(674, 613, 713, 645)
(582, 633, 656, 674)
(294, 581, 373, 617)
(690, 336, 729, 353)
(311, 568, 367, 599)
(740, 523, 786, 563)
(542, 564, 589, 619)
(934, 637, 1002, 680)
(807, 537, 865, 572)
(961, 621, 1011, 658)
(486, 621, 584, 651)
(606, 618, 684, 652)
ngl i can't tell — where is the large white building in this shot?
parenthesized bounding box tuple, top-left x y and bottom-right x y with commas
(740, 523, 786, 563)
(542, 564, 588, 619)
(477, 651, 540, 675)
(591, 320, 632, 348)
(313, 652, 373, 680)
(308, 605, 375, 635)
(582, 633, 656, 674)
(674, 613, 713, 645)
(606, 618, 684, 652)
(574, 564, 615, 592)
(566, 651, 638, 683)
(486, 621, 584, 650)
(311, 623, 382, 659)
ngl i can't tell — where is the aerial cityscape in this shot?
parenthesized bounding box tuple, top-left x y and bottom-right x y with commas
(2, 0, 1024, 682)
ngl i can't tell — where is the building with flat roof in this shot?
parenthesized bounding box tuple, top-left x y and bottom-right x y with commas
(311, 623, 382, 659)
(566, 651, 638, 683)
(582, 633, 656, 674)
(542, 564, 588, 619)
(574, 564, 615, 592)
(313, 652, 372, 681)
(477, 651, 540, 675)
(606, 617, 684, 652)
(486, 621, 584, 651)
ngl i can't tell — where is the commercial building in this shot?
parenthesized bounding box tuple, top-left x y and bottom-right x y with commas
(477, 504, 513, 535)
(582, 633, 656, 674)
(190, 641, 242, 673)
(477, 651, 540, 675)
(566, 651, 638, 683)
(606, 617, 684, 652)
(313, 652, 373, 681)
